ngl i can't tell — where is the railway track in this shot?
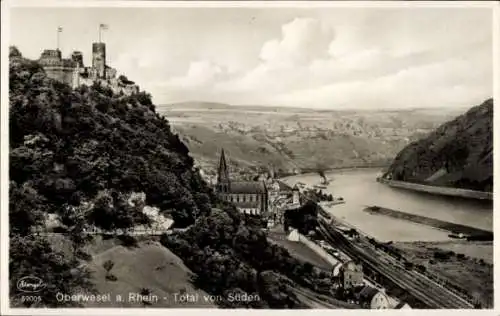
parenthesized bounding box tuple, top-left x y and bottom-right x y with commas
(361, 235, 474, 306)
(318, 222, 473, 309)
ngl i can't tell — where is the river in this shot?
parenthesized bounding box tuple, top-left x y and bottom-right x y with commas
(282, 168, 493, 242)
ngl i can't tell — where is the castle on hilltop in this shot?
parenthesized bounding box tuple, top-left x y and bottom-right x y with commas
(38, 42, 139, 95)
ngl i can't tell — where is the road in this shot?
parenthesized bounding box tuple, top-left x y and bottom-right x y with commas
(318, 221, 474, 309)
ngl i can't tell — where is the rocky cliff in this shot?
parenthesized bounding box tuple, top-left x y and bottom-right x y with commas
(385, 99, 493, 192)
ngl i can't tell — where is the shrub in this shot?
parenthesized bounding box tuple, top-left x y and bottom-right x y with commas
(404, 262, 414, 270)
(75, 250, 92, 261)
(105, 274, 117, 281)
(433, 250, 452, 260)
(416, 264, 426, 273)
(118, 235, 138, 248)
(103, 260, 114, 272)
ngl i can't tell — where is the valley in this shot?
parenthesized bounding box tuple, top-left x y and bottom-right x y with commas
(159, 102, 467, 179)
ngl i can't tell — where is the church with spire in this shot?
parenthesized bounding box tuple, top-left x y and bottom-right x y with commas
(215, 149, 269, 215)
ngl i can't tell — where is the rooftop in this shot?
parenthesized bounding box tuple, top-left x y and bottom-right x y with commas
(357, 285, 381, 302)
(230, 181, 267, 194)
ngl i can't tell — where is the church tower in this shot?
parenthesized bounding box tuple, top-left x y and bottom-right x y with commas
(217, 149, 230, 193)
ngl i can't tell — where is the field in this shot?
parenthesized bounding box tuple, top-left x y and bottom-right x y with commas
(83, 239, 217, 308)
(393, 241, 493, 308)
(45, 235, 216, 308)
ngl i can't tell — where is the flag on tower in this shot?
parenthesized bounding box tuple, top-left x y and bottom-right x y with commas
(99, 24, 109, 30)
(56, 27, 63, 51)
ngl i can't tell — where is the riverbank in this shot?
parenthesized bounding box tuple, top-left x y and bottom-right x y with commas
(377, 178, 493, 201)
(364, 206, 493, 240)
(281, 165, 387, 180)
(282, 169, 492, 241)
(393, 241, 493, 308)
(317, 201, 493, 308)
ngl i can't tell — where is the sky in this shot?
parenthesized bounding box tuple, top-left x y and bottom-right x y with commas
(10, 5, 494, 109)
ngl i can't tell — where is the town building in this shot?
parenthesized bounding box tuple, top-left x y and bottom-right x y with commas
(215, 149, 269, 215)
(287, 228, 300, 242)
(292, 184, 300, 204)
(331, 261, 343, 279)
(267, 181, 302, 224)
(355, 285, 390, 309)
(38, 41, 139, 95)
(339, 260, 364, 289)
(395, 301, 412, 309)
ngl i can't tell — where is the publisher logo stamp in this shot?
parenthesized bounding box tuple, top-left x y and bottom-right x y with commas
(17, 276, 46, 293)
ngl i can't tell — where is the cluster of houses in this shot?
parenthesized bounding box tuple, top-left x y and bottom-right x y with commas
(287, 225, 411, 309)
(330, 258, 411, 309)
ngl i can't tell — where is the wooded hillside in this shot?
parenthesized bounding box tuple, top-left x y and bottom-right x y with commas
(385, 99, 493, 192)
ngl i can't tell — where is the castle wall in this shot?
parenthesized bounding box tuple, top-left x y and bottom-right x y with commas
(39, 49, 62, 64)
(106, 67, 117, 80)
(43, 66, 76, 86)
(71, 51, 84, 68)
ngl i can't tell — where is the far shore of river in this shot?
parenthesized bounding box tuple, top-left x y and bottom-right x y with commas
(377, 177, 493, 201)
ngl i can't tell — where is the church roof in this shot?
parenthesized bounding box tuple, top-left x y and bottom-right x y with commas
(277, 181, 293, 191)
(230, 181, 267, 194)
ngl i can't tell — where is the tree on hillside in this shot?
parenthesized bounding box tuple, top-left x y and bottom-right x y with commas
(284, 201, 318, 234)
(103, 260, 114, 273)
(9, 46, 22, 58)
(10, 235, 94, 307)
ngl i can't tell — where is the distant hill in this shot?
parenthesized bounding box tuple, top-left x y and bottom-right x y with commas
(160, 101, 467, 177)
(385, 99, 493, 192)
(161, 101, 319, 113)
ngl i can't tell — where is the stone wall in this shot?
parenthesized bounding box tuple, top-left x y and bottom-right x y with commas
(43, 65, 76, 87)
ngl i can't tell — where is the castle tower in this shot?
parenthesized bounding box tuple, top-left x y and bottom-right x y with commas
(92, 42, 106, 79)
(71, 51, 84, 68)
(216, 149, 231, 193)
(292, 184, 300, 205)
